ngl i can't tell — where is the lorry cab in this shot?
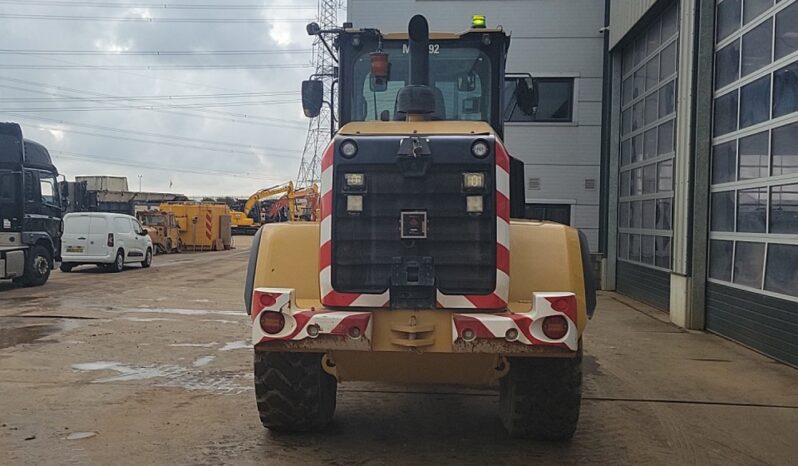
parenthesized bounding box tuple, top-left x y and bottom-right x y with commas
(60, 212, 153, 273)
(0, 122, 63, 287)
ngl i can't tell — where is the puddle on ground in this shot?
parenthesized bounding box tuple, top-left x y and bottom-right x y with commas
(122, 317, 177, 323)
(219, 341, 248, 352)
(0, 317, 81, 349)
(169, 342, 217, 348)
(72, 361, 250, 394)
(118, 308, 243, 317)
(193, 356, 215, 367)
(65, 432, 97, 440)
(200, 319, 243, 325)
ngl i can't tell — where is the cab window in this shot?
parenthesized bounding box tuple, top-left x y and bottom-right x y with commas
(39, 175, 57, 205)
(352, 44, 492, 122)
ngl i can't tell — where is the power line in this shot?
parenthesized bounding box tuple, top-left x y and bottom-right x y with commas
(0, 64, 311, 70)
(52, 150, 289, 182)
(0, 14, 313, 23)
(0, 49, 312, 56)
(3, 113, 306, 150)
(0, 0, 315, 9)
(21, 123, 304, 159)
(0, 87, 300, 102)
(0, 77, 308, 129)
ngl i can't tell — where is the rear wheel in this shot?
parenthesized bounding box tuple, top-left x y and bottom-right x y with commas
(254, 351, 336, 432)
(19, 245, 52, 287)
(110, 250, 125, 273)
(499, 350, 582, 440)
(141, 248, 152, 268)
(164, 238, 173, 254)
(59, 262, 74, 273)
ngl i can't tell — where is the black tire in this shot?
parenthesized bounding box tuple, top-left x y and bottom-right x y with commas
(110, 250, 125, 273)
(165, 238, 172, 254)
(499, 350, 582, 440)
(141, 248, 152, 268)
(254, 351, 336, 432)
(176, 239, 183, 253)
(59, 262, 74, 273)
(20, 245, 52, 287)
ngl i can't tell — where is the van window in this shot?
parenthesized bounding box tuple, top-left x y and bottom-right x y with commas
(64, 216, 90, 234)
(114, 217, 132, 233)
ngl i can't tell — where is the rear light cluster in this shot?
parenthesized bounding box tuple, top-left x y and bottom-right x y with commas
(541, 315, 569, 340)
(107, 233, 114, 247)
(259, 311, 286, 335)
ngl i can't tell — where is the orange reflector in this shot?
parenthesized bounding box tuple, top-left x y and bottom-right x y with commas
(259, 311, 286, 335)
(541, 315, 568, 340)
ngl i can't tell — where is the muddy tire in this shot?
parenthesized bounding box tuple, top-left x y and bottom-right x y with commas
(499, 350, 582, 440)
(142, 248, 152, 268)
(110, 250, 125, 273)
(20, 245, 52, 287)
(59, 262, 74, 273)
(254, 351, 336, 432)
(165, 238, 172, 254)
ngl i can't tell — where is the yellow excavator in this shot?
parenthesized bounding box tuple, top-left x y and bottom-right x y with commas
(231, 182, 320, 234)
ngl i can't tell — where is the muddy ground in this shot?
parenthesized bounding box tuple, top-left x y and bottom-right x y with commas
(1, 236, 796, 465)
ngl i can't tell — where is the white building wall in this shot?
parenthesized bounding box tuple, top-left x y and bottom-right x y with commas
(347, 0, 606, 251)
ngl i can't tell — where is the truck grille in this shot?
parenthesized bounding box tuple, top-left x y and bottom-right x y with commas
(331, 162, 496, 295)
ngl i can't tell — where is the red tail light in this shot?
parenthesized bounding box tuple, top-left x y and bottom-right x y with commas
(541, 315, 569, 340)
(258, 292, 279, 308)
(259, 311, 286, 335)
(107, 233, 114, 247)
(546, 295, 576, 314)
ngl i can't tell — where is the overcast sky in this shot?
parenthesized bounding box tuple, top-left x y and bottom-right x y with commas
(1, 1, 339, 197)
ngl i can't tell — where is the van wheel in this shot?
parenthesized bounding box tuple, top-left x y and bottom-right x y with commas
(254, 351, 336, 432)
(499, 350, 582, 440)
(110, 250, 125, 273)
(142, 248, 152, 268)
(59, 262, 74, 273)
(20, 245, 52, 287)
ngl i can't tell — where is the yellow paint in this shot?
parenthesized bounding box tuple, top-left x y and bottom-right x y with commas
(328, 351, 503, 385)
(338, 120, 495, 136)
(380, 29, 504, 41)
(254, 220, 589, 334)
(159, 203, 229, 249)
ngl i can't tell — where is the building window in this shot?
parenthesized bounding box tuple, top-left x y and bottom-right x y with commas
(709, 0, 798, 302)
(617, 4, 678, 271)
(503, 77, 574, 122)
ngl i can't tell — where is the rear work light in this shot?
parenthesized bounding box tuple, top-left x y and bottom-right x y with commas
(107, 233, 114, 247)
(466, 195, 483, 213)
(259, 311, 286, 335)
(541, 315, 569, 340)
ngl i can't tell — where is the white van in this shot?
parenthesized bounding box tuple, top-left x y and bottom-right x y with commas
(60, 213, 153, 272)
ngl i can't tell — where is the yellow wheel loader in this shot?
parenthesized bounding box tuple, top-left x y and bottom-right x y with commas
(245, 15, 596, 440)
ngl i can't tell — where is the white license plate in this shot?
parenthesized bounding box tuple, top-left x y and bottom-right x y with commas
(66, 246, 84, 253)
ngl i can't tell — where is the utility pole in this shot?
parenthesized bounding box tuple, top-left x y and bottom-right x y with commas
(296, 0, 341, 189)
(138, 175, 142, 192)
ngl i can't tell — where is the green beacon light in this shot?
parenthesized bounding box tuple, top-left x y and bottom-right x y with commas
(472, 15, 486, 29)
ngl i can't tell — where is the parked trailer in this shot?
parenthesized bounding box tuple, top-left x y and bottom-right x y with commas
(159, 203, 231, 251)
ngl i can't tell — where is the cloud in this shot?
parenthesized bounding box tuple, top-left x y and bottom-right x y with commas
(0, 1, 330, 197)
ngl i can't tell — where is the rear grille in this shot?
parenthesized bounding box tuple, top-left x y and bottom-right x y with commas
(332, 162, 496, 295)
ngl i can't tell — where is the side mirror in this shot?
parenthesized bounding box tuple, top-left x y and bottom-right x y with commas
(301, 80, 324, 118)
(516, 78, 539, 116)
(457, 72, 477, 92)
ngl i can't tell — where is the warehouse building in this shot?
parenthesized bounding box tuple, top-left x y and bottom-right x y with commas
(346, 0, 798, 367)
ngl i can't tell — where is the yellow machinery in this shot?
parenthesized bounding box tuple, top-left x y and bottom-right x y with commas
(231, 182, 320, 234)
(136, 210, 181, 254)
(244, 16, 596, 439)
(159, 203, 232, 251)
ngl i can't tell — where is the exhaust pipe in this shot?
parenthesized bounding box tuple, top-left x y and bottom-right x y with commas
(396, 14, 435, 121)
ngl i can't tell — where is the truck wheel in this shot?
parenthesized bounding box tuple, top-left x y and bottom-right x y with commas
(254, 351, 336, 432)
(165, 238, 173, 254)
(142, 248, 152, 268)
(499, 350, 582, 440)
(59, 262, 74, 273)
(110, 250, 125, 273)
(20, 245, 52, 287)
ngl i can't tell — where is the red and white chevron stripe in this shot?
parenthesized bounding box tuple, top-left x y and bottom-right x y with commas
(451, 292, 579, 351)
(251, 288, 373, 345)
(318, 138, 511, 310)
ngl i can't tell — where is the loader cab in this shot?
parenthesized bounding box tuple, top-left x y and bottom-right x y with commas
(335, 27, 512, 138)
